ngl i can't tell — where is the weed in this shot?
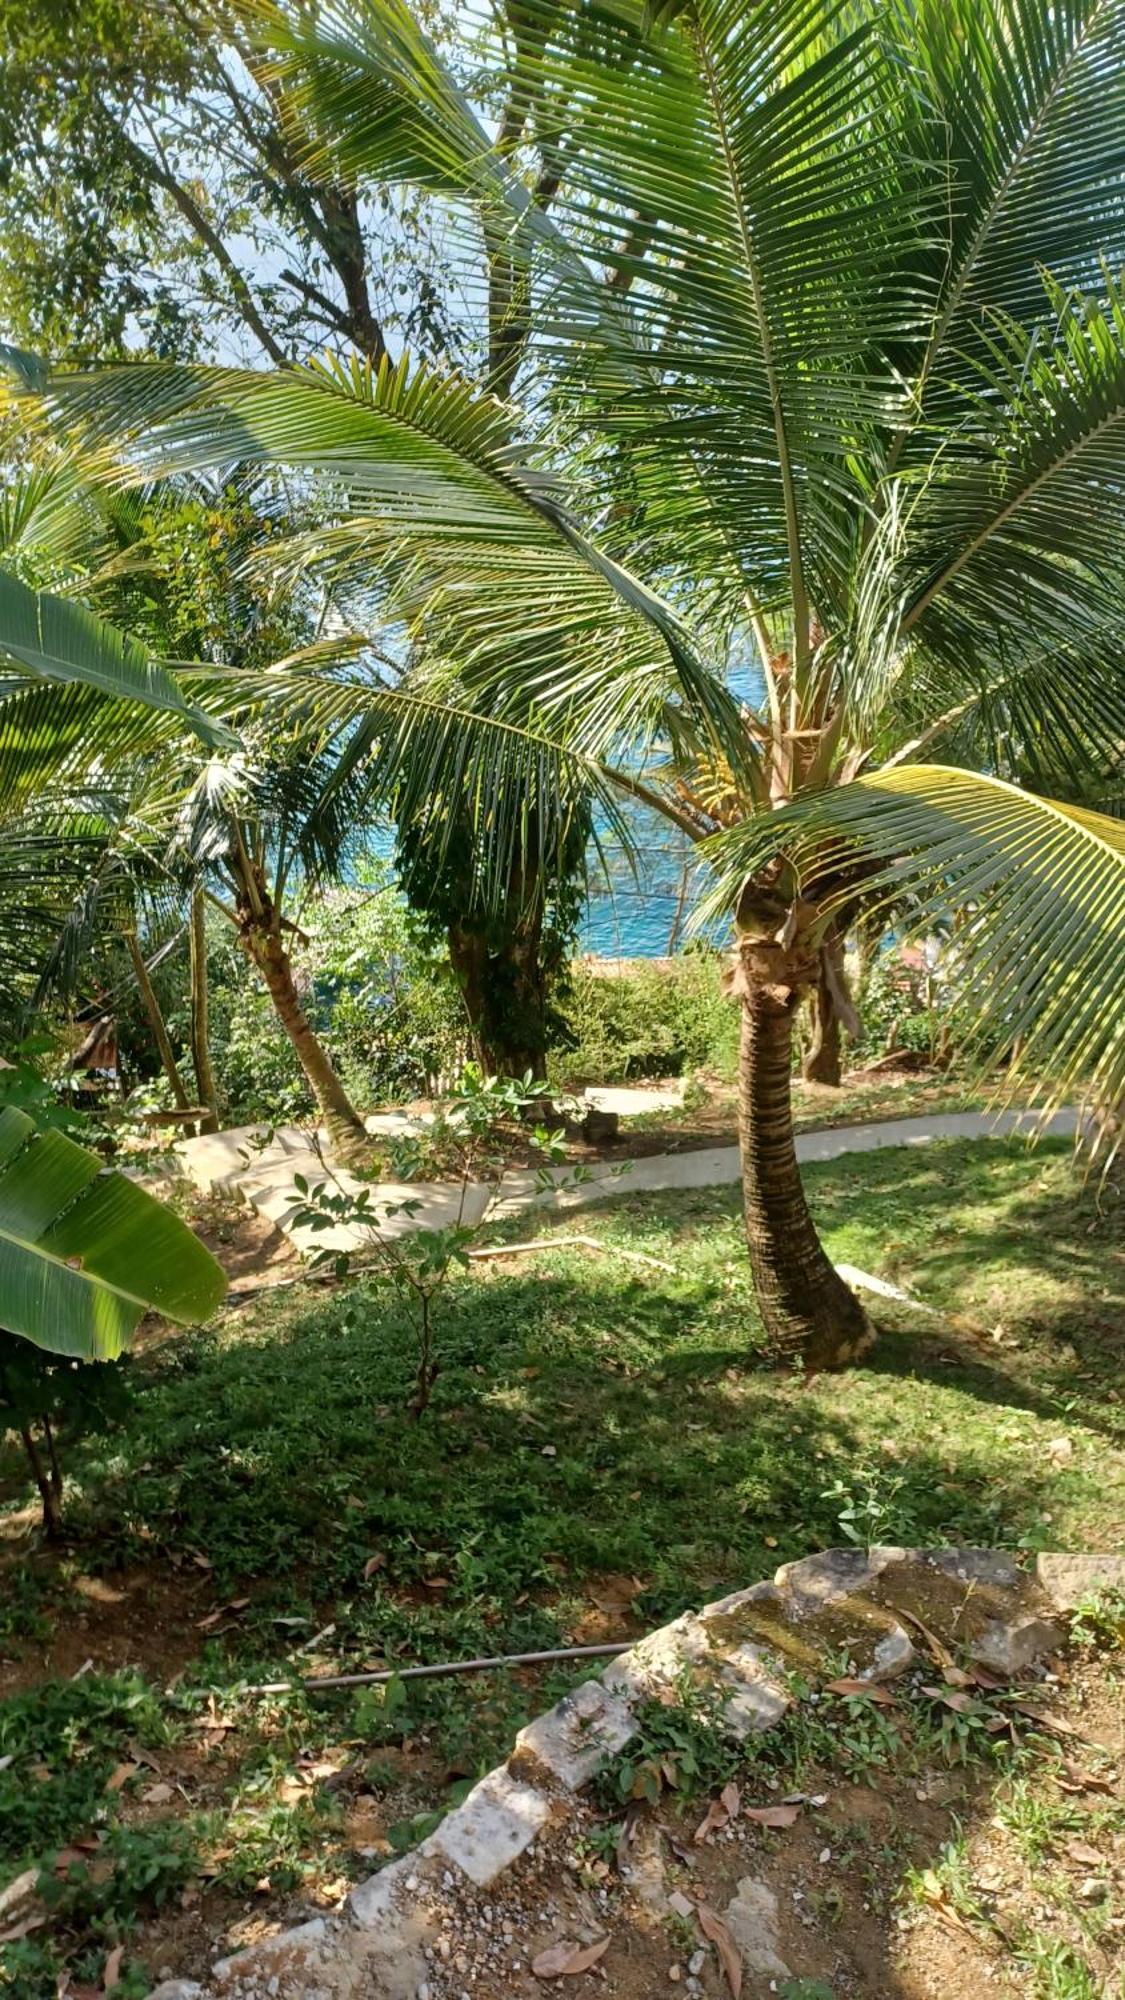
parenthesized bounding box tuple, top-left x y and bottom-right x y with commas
(595, 1680, 737, 1807)
(1017, 1933, 1105, 1999)
(1070, 1587, 1125, 1653)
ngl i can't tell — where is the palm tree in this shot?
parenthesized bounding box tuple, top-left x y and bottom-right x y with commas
(22, 0, 1125, 1366)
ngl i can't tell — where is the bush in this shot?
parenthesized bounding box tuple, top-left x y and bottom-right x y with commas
(551, 951, 737, 1083)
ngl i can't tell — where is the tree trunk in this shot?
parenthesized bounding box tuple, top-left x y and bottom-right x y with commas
(189, 888, 220, 1134)
(241, 920, 368, 1159)
(448, 915, 550, 1080)
(20, 1423, 64, 1540)
(734, 937, 873, 1371)
(125, 930, 192, 1110)
(802, 929, 856, 1087)
(802, 970, 843, 1085)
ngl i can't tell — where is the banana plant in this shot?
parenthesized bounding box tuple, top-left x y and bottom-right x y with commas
(0, 1100, 226, 1535)
(0, 1103, 226, 1361)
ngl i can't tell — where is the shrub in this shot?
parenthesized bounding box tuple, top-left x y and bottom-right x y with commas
(551, 950, 737, 1084)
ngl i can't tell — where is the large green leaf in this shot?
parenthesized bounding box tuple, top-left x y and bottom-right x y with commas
(0, 567, 232, 750)
(0, 1106, 227, 1360)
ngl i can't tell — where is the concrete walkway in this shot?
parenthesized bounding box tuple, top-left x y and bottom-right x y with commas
(175, 1104, 1079, 1263)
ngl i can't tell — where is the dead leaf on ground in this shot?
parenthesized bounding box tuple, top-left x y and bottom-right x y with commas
(0, 1915, 45, 1943)
(141, 1782, 174, 1805)
(531, 1936, 610, 1978)
(696, 1902, 743, 1998)
(825, 1678, 896, 1704)
(693, 1797, 731, 1844)
(1008, 1701, 1090, 1740)
(363, 1554, 387, 1580)
(1065, 1841, 1105, 1868)
(897, 1608, 957, 1671)
(102, 1944, 124, 1993)
(106, 1763, 137, 1793)
(743, 1802, 801, 1828)
(921, 1684, 977, 1714)
(720, 1781, 740, 1820)
(1058, 1761, 1117, 1796)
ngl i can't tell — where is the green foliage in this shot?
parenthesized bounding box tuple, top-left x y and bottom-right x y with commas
(291, 1064, 583, 1410)
(553, 951, 737, 1084)
(596, 1682, 736, 1806)
(0, 1671, 167, 1874)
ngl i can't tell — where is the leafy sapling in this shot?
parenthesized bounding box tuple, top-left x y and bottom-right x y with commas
(289, 1066, 613, 1415)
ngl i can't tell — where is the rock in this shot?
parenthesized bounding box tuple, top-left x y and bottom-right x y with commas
(969, 1612, 1064, 1677)
(513, 1680, 636, 1791)
(774, 1546, 909, 1610)
(723, 1878, 793, 1981)
(688, 1949, 706, 1976)
(348, 1861, 412, 1928)
(925, 1548, 1024, 1592)
(1034, 1553, 1125, 1612)
(605, 1613, 790, 1740)
(430, 1767, 552, 1887)
(145, 1986, 205, 2000)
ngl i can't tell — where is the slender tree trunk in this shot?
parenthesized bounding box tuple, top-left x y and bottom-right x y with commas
(447, 916, 550, 1080)
(734, 937, 873, 1371)
(240, 921, 368, 1159)
(189, 888, 220, 1134)
(20, 1423, 64, 1540)
(125, 930, 192, 1111)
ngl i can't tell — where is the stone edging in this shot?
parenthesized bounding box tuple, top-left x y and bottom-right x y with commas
(146, 1548, 1125, 2000)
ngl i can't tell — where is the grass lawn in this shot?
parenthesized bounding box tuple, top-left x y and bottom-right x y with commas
(1, 1133, 1123, 1995)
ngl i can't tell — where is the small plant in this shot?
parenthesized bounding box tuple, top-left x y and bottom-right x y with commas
(290, 1066, 609, 1414)
(1069, 1586, 1125, 1652)
(596, 1679, 737, 1807)
(819, 1463, 921, 1549)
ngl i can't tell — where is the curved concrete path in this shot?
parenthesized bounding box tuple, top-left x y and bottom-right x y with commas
(177, 1105, 1079, 1262)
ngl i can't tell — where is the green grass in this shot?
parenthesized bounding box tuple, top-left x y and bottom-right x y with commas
(2, 1133, 1123, 1993)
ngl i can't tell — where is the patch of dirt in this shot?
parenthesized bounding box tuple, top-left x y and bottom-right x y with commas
(0, 1555, 217, 1698)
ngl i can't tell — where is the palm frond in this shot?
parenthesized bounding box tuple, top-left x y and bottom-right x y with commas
(27, 350, 745, 762)
(700, 765, 1125, 1114)
(899, 0, 1125, 429)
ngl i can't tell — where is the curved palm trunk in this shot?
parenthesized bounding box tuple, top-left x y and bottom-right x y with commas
(240, 922, 368, 1160)
(734, 938, 873, 1371)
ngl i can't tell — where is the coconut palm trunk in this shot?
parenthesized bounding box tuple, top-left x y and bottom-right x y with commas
(125, 929, 193, 1112)
(731, 928, 873, 1369)
(802, 930, 847, 1086)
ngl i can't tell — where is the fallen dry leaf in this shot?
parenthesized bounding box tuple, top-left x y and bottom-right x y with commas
(1008, 1701, 1088, 1740)
(922, 1684, 977, 1714)
(0, 1914, 45, 1943)
(1058, 1761, 1116, 1795)
(743, 1802, 801, 1828)
(693, 1798, 731, 1844)
(825, 1678, 896, 1704)
(696, 1902, 742, 1998)
(0, 1868, 38, 1920)
(363, 1554, 387, 1580)
(102, 1944, 124, 1993)
(105, 1763, 137, 1793)
(531, 1936, 610, 1978)
(897, 1607, 957, 1672)
(141, 1782, 174, 1806)
(720, 1781, 741, 1820)
(1065, 1841, 1105, 1868)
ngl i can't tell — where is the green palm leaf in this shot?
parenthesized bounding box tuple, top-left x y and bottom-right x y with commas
(700, 766, 1125, 1111)
(28, 351, 743, 761)
(0, 566, 231, 749)
(0, 1106, 227, 1359)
